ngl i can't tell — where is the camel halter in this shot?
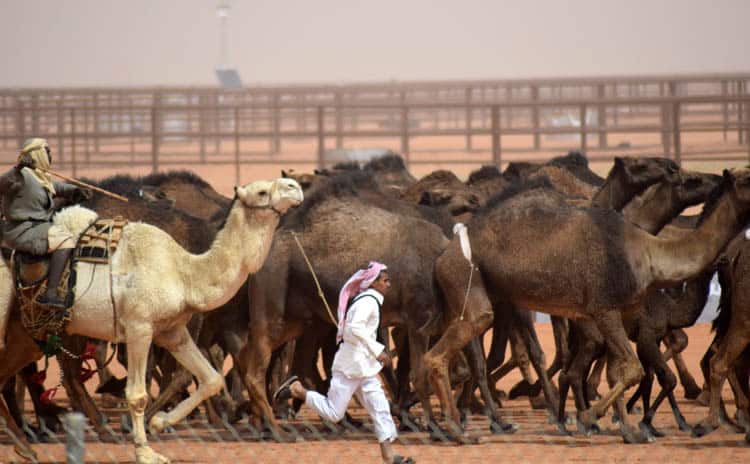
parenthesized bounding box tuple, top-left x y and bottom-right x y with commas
(290, 231, 339, 327)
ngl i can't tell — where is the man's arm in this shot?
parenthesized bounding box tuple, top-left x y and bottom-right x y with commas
(343, 297, 385, 359)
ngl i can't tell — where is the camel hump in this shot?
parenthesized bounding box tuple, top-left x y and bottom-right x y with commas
(53, 205, 98, 237)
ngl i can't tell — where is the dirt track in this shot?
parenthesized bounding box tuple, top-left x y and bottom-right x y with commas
(3, 324, 749, 463)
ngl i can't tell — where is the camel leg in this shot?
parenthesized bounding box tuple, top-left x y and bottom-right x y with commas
(586, 357, 605, 400)
(513, 308, 559, 416)
(558, 320, 603, 436)
(149, 326, 224, 433)
(462, 337, 516, 433)
(664, 329, 702, 399)
(237, 328, 284, 437)
(411, 329, 447, 435)
(582, 309, 645, 444)
(0, 393, 37, 462)
(637, 333, 690, 437)
(123, 324, 169, 464)
(693, 321, 749, 437)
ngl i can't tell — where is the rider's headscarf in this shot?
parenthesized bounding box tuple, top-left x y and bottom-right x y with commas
(336, 261, 388, 342)
(19, 138, 55, 195)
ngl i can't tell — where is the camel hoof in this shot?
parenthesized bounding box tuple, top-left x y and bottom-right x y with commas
(639, 421, 662, 440)
(490, 420, 518, 434)
(13, 444, 38, 463)
(135, 446, 171, 464)
(745, 430, 750, 444)
(691, 422, 716, 438)
(576, 420, 600, 437)
(148, 412, 169, 434)
(622, 425, 650, 444)
(556, 422, 572, 436)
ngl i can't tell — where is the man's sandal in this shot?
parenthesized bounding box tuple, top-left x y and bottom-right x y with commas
(273, 375, 299, 405)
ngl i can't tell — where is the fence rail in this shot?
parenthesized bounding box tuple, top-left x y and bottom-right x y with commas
(1, 74, 749, 179)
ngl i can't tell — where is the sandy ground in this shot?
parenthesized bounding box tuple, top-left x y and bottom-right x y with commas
(2, 324, 750, 464)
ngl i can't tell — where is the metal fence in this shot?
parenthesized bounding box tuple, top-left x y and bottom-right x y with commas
(1, 74, 749, 180)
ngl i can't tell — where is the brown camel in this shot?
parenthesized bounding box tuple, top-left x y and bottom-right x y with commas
(460, 167, 750, 443)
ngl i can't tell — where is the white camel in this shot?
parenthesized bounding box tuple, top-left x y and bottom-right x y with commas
(0, 177, 303, 464)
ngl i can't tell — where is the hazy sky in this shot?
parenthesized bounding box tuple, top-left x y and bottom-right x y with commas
(1, 0, 748, 87)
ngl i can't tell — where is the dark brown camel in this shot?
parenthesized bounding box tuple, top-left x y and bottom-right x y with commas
(557, 170, 721, 437)
(462, 168, 750, 443)
(400, 170, 481, 219)
(483, 157, 681, 407)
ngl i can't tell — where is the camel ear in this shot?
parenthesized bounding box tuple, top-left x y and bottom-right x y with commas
(723, 169, 734, 184)
(281, 170, 289, 178)
(613, 157, 624, 169)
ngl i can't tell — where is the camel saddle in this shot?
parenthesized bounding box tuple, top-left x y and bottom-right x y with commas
(1, 216, 128, 341)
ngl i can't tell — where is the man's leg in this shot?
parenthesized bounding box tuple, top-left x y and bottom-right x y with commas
(290, 372, 358, 423)
(356, 376, 401, 464)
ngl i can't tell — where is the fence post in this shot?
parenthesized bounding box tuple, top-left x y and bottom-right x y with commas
(745, 98, 750, 163)
(531, 85, 540, 150)
(317, 106, 325, 169)
(672, 101, 681, 165)
(57, 99, 65, 164)
(15, 96, 25, 148)
(199, 94, 207, 162)
(400, 105, 410, 163)
(737, 81, 748, 145)
(465, 87, 473, 151)
(63, 412, 87, 464)
(580, 104, 587, 153)
(71, 108, 78, 178)
(335, 90, 343, 149)
(491, 105, 501, 166)
(234, 107, 241, 186)
(722, 80, 729, 142)
(597, 84, 607, 148)
(93, 93, 100, 155)
(151, 95, 160, 174)
(271, 92, 281, 154)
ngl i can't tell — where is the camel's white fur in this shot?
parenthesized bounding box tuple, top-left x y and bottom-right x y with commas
(0, 178, 303, 464)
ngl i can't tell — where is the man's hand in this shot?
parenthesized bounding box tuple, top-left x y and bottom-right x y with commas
(16, 154, 33, 170)
(377, 351, 392, 368)
(72, 187, 93, 203)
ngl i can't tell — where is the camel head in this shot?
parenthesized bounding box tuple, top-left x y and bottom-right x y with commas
(281, 169, 329, 194)
(614, 156, 681, 189)
(723, 167, 750, 204)
(235, 178, 303, 215)
(675, 170, 722, 206)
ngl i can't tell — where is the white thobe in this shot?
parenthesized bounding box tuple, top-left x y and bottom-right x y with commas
(305, 288, 397, 443)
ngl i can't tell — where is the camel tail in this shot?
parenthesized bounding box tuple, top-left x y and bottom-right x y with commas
(711, 261, 732, 339)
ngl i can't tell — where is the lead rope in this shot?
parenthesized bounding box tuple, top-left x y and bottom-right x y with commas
(291, 231, 338, 327)
(454, 223, 476, 322)
(459, 262, 474, 321)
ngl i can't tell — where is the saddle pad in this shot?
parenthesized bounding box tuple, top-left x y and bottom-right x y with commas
(76, 216, 128, 264)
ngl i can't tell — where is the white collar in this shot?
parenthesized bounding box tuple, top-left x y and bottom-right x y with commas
(360, 287, 384, 305)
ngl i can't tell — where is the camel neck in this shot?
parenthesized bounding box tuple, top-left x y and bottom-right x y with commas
(591, 171, 628, 210)
(648, 192, 745, 286)
(626, 184, 679, 234)
(183, 203, 279, 311)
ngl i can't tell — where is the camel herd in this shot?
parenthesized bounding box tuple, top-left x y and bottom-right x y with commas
(1, 152, 750, 463)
